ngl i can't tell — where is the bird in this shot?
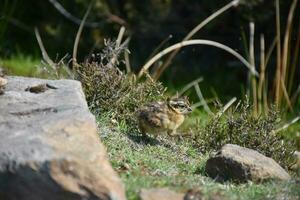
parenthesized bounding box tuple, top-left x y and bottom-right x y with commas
(25, 83, 58, 93)
(137, 96, 192, 137)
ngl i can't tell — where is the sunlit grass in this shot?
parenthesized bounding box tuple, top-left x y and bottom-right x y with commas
(0, 54, 41, 77)
(99, 114, 300, 200)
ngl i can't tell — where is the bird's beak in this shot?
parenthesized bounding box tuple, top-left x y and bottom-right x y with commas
(186, 107, 192, 114)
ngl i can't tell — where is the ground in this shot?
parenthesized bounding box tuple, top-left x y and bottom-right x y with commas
(98, 115, 300, 200)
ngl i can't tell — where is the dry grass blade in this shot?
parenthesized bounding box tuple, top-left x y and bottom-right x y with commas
(194, 83, 212, 114)
(48, 0, 102, 28)
(215, 97, 237, 118)
(176, 77, 203, 97)
(111, 26, 126, 66)
(281, 0, 298, 84)
(124, 47, 131, 73)
(191, 99, 215, 109)
(280, 77, 293, 111)
(258, 34, 266, 114)
(275, 0, 282, 107)
(147, 34, 173, 61)
(138, 39, 258, 78)
(116, 26, 126, 47)
(288, 21, 300, 94)
(72, 1, 93, 66)
(274, 116, 300, 134)
(153, 0, 240, 80)
(265, 38, 277, 67)
(249, 22, 257, 115)
(34, 28, 55, 68)
(291, 85, 300, 105)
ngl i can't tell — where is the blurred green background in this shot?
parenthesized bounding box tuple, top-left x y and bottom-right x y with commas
(0, 0, 299, 104)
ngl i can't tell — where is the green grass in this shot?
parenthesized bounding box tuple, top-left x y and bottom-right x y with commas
(98, 114, 300, 200)
(0, 54, 41, 76)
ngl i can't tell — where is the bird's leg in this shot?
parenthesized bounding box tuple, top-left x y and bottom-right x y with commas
(167, 129, 177, 136)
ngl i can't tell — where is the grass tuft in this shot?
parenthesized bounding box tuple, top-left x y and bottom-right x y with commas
(191, 99, 296, 168)
(75, 41, 166, 129)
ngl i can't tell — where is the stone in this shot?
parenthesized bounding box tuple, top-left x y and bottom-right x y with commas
(139, 188, 184, 200)
(0, 76, 126, 200)
(205, 144, 291, 183)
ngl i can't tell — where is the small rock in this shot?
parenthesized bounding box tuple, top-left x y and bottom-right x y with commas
(139, 188, 184, 200)
(205, 144, 291, 183)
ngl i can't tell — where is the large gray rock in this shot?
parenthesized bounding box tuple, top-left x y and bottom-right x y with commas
(0, 76, 126, 200)
(205, 144, 291, 183)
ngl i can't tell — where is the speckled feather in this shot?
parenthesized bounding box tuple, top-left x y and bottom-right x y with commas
(137, 98, 191, 136)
